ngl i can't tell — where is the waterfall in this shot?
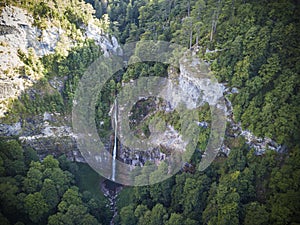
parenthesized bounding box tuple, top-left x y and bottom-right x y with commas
(112, 98, 117, 181)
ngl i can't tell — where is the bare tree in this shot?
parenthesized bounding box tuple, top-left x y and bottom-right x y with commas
(210, 0, 221, 42)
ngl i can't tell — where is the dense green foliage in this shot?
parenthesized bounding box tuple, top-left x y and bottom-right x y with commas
(7, 0, 98, 34)
(0, 139, 111, 224)
(105, 0, 300, 147)
(118, 142, 300, 225)
(43, 39, 103, 110)
(100, 0, 300, 224)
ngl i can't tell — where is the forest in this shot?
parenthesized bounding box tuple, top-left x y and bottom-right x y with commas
(0, 139, 111, 224)
(0, 0, 300, 224)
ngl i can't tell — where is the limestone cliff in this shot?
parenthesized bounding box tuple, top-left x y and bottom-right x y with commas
(0, 5, 121, 117)
(0, 4, 121, 161)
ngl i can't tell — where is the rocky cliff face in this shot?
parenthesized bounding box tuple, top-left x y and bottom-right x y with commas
(0, 5, 121, 117)
(19, 112, 84, 162)
(172, 53, 284, 156)
(117, 54, 222, 168)
(0, 111, 84, 161)
(0, 5, 121, 161)
(163, 53, 283, 157)
(0, 6, 62, 117)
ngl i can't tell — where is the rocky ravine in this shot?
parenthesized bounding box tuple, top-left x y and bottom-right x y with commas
(0, 5, 283, 164)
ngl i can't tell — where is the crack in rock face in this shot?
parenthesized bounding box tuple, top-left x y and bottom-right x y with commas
(0, 24, 19, 35)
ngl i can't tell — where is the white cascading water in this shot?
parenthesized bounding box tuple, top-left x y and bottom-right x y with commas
(112, 98, 117, 181)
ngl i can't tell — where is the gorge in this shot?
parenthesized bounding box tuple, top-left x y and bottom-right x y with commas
(0, 1, 299, 224)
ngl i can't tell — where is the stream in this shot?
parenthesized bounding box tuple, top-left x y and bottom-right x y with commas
(100, 179, 122, 225)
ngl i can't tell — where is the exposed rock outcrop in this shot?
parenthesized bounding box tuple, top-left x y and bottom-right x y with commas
(117, 54, 223, 168)
(223, 86, 284, 155)
(16, 112, 85, 162)
(0, 5, 121, 117)
(0, 121, 21, 136)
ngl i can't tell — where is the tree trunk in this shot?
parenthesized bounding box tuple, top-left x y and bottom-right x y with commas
(210, 0, 221, 42)
(187, 0, 191, 16)
(190, 29, 193, 49)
